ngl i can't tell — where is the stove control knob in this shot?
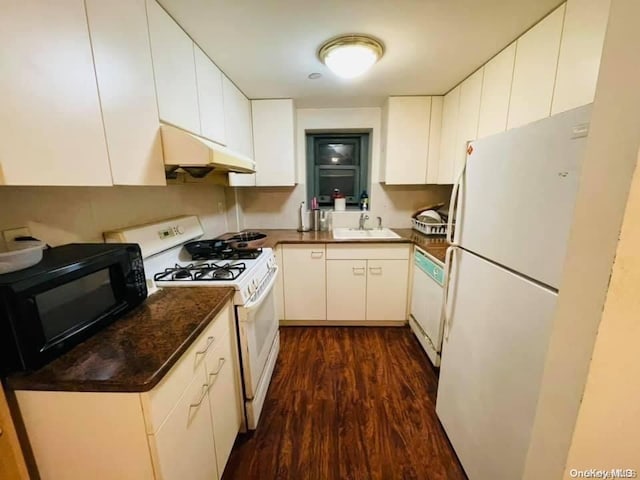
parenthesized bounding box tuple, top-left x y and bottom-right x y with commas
(176, 225, 185, 235)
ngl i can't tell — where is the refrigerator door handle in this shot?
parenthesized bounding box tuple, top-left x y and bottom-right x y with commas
(447, 145, 469, 245)
(441, 244, 458, 341)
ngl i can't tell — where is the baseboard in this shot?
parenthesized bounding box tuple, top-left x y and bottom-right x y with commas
(279, 320, 407, 327)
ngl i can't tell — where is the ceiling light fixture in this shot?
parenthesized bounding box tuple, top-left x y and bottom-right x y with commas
(318, 34, 384, 79)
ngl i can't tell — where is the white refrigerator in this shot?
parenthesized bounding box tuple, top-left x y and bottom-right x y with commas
(436, 104, 592, 480)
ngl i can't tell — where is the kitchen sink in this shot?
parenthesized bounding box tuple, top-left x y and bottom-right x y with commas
(332, 227, 401, 240)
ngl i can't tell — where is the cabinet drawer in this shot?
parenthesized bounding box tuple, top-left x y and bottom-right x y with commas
(142, 303, 233, 434)
(415, 252, 444, 286)
(326, 243, 410, 260)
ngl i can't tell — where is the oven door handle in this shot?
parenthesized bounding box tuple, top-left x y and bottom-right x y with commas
(242, 266, 279, 313)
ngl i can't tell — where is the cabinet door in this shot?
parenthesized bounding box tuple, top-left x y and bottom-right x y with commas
(366, 260, 409, 321)
(274, 246, 285, 319)
(0, 0, 112, 186)
(147, 0, 200, 134)
(438, 86, 460, 184)
(194, 46, 226, 145)
(426, 96, 443, 184)
(252, 99, 296, 186)
(0, 387, 28, 480)
(384, 97, 432, 185)
(508, 5, 565, 129)
(222, 76, 254, 159)
(205, 329, 242, 477)
(151, 364, 218, 480)
(282, 245, 326, 320)
(326, 260, 367, 321)
(454, 69, 484, 177)
(478, 43, 516, 138)
(551, 0, 611, 115)
(86, 0, 165, 186)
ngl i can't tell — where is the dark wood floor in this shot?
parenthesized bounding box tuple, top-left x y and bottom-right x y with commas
(222, 327, 467, 480)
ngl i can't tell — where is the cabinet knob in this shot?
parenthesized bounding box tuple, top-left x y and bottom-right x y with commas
(0, 427, 3, 437)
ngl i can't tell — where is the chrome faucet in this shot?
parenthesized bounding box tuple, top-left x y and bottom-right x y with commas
(359, 213, 369, 230)
(376, 216, 382, 229)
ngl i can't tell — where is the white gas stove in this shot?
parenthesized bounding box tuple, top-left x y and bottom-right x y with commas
(104, 215, 280, 430)
(105, 215, 277, 304)
(147, 246, 277, 305)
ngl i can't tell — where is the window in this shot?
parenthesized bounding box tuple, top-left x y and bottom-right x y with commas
(306, 132, 370, 207)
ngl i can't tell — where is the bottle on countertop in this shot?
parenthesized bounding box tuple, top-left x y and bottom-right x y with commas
(359, 190, 369, 211)
(333, 188, 346, 211)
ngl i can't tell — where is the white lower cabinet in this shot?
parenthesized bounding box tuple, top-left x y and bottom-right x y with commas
(150, 363, 218, 480)
(15, 301, 242, 480)
(274, 246, 285, 319)
(365, 260, 410, 321)
(205, 329, 243, 476)
(283, 243, 410, 323)
(282, 245, 326, 320)
(326, 260, 367, 321)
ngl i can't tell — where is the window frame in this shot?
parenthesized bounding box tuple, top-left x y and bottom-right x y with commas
(305, 132, 371, 208)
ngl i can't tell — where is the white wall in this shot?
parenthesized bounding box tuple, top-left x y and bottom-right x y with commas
(562, 148, 640, 476)
(238, 107, 451, 229)
(523, 0, 640, 477)
(0, 184, 228, 247)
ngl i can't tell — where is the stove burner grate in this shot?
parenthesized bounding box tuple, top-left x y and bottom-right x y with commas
(190, 247, 263, 261)
(154, 262, 247, 282)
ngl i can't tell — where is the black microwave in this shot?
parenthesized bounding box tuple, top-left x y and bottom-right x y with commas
(0, 243, 147, 373)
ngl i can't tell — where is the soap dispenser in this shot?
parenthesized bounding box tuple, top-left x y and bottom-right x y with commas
(359, 190, 369, 211)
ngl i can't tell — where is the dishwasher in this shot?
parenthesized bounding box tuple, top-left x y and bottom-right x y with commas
(409, 246, 445, 367)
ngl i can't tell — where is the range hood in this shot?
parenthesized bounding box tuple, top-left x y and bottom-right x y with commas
(160, 123, 255, 176)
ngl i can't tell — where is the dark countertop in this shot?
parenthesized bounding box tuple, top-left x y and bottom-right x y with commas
(256, 228, 449, 263)
(7, 287, 235, 393)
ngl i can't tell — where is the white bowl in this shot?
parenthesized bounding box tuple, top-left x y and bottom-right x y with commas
(0, 241, 45, 274)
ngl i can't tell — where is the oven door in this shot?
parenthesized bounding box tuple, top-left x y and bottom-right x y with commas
(236, 266, 279, 399)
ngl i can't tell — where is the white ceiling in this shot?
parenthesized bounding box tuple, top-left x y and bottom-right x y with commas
(158, 0, 562, 108)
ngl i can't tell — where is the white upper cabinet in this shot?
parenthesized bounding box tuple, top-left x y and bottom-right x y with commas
(478, 43, 516, 138)
(0, 0, 112, 186)
(146, 0, 200, 135)
(194, 46, 226, 145)
(426, 96, 443, 184)
(251, 99, 296, 186)
(508, 4, 565, 129)
(454, 69, 484, 176)
(438, 86, 460, 184)
(86, 0, 165, 186)
(222, 77, 254, 159)
(383, 97, 432, 185)
(552, 0, 611, 115)
(436, 0, 609, 180)
(224, 77, 255, 186)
